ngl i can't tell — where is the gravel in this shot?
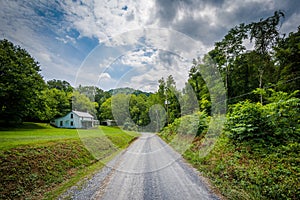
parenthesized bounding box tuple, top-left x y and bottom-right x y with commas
(59, 133, 221, 200)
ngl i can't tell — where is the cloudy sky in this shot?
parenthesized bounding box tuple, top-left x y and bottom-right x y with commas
(1, 0, 299, 92)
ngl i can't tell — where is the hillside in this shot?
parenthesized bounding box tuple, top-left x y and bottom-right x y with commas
(0, 123, 139, 199)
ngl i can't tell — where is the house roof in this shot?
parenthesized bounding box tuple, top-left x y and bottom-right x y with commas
(73, 110, 93, 118)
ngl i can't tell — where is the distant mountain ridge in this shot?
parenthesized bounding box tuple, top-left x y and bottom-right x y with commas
(108, 87, 152, 96)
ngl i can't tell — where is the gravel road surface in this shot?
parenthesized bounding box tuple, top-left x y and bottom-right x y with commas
(60, 133, 220, 200)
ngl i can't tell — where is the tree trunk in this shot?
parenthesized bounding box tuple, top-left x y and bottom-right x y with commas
(259, 69, 264, 104)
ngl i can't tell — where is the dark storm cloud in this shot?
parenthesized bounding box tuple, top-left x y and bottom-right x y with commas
(173, 15, 227, 45)
(155, 0, 224, 25)
(153, 0, 300, 46)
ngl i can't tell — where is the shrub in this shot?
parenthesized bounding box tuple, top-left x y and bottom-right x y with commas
(226, 101, 270, 143)
(264, 97, 300, 143)
(226, 97, 300, 144)
(160, 111, 209, 141)
(123, 120, 138, 131)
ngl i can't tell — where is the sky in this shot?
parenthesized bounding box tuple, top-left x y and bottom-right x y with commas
(1, 0, 300, 92)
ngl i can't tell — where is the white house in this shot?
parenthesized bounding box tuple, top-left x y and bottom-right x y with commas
(50, 111, 99, 129)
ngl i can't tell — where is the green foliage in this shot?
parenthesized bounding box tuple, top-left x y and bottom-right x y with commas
(160, 111, 209, 142)
(156, 75, 181, 124)
(188, 61, 211, 113)
(123, 120, 138, 131)
(274, 26, 300, 95)
(129, 94, 150, 127)
(99, 97, 113, 121)
(205, 11, 288, 104)
(0, 39, 45, 125)
(249, 11, 285, 54)
(111, 93, 131, 125)
(72, 91, 98, 116)
(184, 135, 300, 200)
(264, 97, 300, 143)
(226, 101, 268, 143)
(108, 87, 151, 96)
(226, 92, 300, 144)
(47, 79, 73, 93)
(35, 88, 72, 121)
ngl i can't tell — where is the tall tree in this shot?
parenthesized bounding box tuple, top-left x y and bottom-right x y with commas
(0, 39, 45, 125)
(248, 10, 285, 103)
(34, 88, 72, 121)
(188, 58, 211, 113)
(99, 97, 113, 121)
(165, 75, 181, 124)
(157, 77, 166, 105)
(274, 26, 300, 96)
(72, 91, 98, 116)
(210, 23, 248, 100)
(47, 79, 73, 93)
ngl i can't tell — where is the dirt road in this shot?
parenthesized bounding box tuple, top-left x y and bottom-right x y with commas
(61, 133, 220, 200)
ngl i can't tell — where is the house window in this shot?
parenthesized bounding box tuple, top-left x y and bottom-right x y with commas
(60, 121, 63, 126)
(71, 121, 74, 126)
(71, 114, 73, 119)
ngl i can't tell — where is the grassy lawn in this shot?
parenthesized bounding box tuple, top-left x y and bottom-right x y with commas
(0, 123, 139, 199)
(0, 122, 138, 150)
(0, 123, 78, 150)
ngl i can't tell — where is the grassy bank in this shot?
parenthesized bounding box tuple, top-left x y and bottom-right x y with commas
(184, 135, 299, 200)
(159, 115, 299, 200)
(159, 129, 299, 200)
(0, 123, 139, 199)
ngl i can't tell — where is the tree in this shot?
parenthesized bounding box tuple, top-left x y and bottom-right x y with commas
(187, 57, 212, 113)
(129, 94, 150, 126)
(35, 88, 71, 121)
(94, 88, 111, 120)
(0, 39, 45, 125)
(99, 97, 113, 121)
(47, 79, 73, 93)
(211, 23, 248, 99)
(274, 26, 300, 96)
(165, 75, 181, 124)
(248, 11, 284, 103)
(111, 94, 131, 125)
(157, 77, 166, 105)
(72, 91, 98, 116)
(181, 82, 199, 115)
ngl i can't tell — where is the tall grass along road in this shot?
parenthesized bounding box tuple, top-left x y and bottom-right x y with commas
(61, 133, 220, 200)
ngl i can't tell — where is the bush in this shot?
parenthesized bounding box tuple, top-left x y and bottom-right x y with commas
(264, 97, 300, 143)
(226, 97, 300, 144)
(226, 101, 270, 143)
(160, 111, 209, 141)
(123, 120, 138, 131)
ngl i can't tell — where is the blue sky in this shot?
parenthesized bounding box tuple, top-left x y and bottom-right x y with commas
(1, 0, 300, 92)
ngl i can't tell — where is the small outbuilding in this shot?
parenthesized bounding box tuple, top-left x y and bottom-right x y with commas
(50, 111, 99, 129)
(101, 119, 117, 126)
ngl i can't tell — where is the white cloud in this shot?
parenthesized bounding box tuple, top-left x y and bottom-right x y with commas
(61, 0, 156, 43)
(37, 52, 52, 62)
(99, 72, 111, 80)
(1, 0, 299, 92)
(281, 12, 300, 34)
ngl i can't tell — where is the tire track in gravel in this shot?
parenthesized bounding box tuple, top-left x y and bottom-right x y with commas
(60, 133, 221, 200)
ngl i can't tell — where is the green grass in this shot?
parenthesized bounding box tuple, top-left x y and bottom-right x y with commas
(0, 123, 139, 199)
(183, 135, 300, 200)
(0, 123, 78, 150)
